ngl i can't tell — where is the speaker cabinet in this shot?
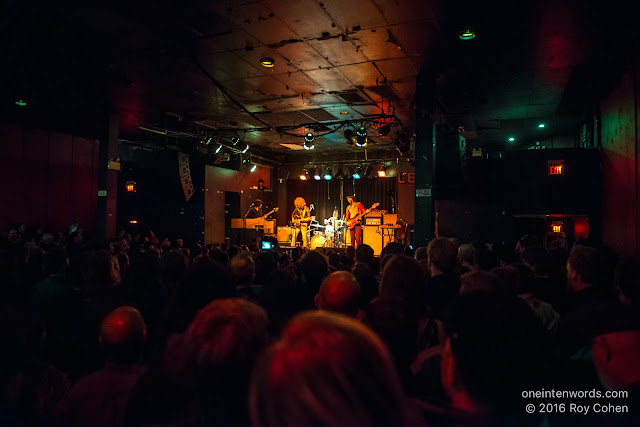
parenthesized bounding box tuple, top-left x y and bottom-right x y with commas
(363, 226, 382, 255)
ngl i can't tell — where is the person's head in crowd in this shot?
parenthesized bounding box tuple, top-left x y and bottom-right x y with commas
(521, 246, 551, 276)
(183, 298, 268, 425)
(415, 246, 428, 262)
(230, 254, 255, 287)
(403, 245, 415, 258)
(364, 296, 418, 392)
(567, 245, 606, 293)
(184, 256, 234, 302)
(489, 266, 521, 295)
(449, 237, 462, 249)
(380, 254, 394, 272)
(614, 257, 640, 308)
(345, 245, 356, 260)
(257, 179, 266, 190)
(442, 293, 548, 421)
(352, 262, 379, 307)
(427, 237, 458, 276)
(87, 250, 121, 287)
(516, 234, 539, 255)
(380, 255, 426, 315)
(470, 240, 498, 271)
(299, 250, 330, 292)
(315, 271, 361, 317)
(460, 271, 501, 295)
(327, 252, 341, 270)
(458, 244, 477, 272)
(7, 227, 20, 243)
(43, 245, 67, 276)
(250, 311, 407, 427)
(190, 242, 203, 259)
(355, 244, 374, 266)
(339, 253, 353, 270)
(173, 238, 183, 249)
(228, 245, 241, 259)
(99, 306, 146, 364)
(254, 250, 276, 285)
(161, 250, 189, 285)
(253, 199, 263, 209)
(592, 329, 640, 390)
(210, 248, 230, 266)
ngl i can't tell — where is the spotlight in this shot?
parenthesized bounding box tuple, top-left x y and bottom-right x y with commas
(352, 166, 362, 179)
(364, 165, 373, 178)
(355, 126, 367, 147)
(313, 168, 321, 180)
(304, 132, 315, 150)
(205, 137, 212, 146)
(344, 129, 357, 146)
(231, 135, 240, 145)
(459, 28, 476, 40)
(378, 164, 387, 177)
(260, 57, 275, 68)
(538, 123, 545, 128)
(508, 137, 515, 142)
(215, 145, 222, 154)
(379, 123, 391, 137)
(299, 169, 309, 180)
(236, 141, 249, 153)
(324, 168, 333, 180)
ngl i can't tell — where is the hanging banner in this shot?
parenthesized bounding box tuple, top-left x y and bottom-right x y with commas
(178, 151, 195, 201)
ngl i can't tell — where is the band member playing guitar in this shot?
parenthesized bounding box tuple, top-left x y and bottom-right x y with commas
(246, 199, 264, 219)
(292, 196, 311, 248)
(345, 195, 379, 248)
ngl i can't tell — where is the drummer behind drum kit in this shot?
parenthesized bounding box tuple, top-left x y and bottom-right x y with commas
(277, 209, 348, 249)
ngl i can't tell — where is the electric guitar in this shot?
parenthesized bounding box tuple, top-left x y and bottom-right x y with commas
(261, 207, 279, 219)
(346, 203, 379, 229)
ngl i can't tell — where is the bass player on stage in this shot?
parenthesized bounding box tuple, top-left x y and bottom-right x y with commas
(345, 194, 366, 247)
(292, 197, 311, 248)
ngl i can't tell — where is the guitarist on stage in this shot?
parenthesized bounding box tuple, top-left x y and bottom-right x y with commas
(292, 197, 311, 248)
(345, 194, 366, 247)
(246, 199, 264, 219)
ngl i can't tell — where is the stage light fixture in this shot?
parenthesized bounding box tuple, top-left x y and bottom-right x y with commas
(508, 137, 515, 142)
(353, 166, 362, 179)
(313, 168, 321, 180)
(324, 168, 333, 180)
(304, 132, 315, 150)
(538, 123, 545, 128)
(379, 123, 391, 137)
(299, 169, 309, 180)
(251, 164, 257, 172)
(231, 135, 240, 145)
(236, 141, 249, 153)
(15, 99, 27, 107)
(344, 129, 357, 146)
(378, 164, 387, 177)
(459, 28, 476, 40)
(334, 167, 344, 179)
(260, 57, 275, 68)
(215, 144, 222, 154)
(355, 126, 367, 147)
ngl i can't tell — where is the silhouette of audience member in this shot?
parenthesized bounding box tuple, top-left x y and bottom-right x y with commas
(250, 311, 409, 426)
(457, 244, 477, 274)
(60, 306, 146, 427)
(615, 257, 640, 315)
(439, 293, 547, 426)
(459, 271, 501, 295)
(230, 254, 255, 298)
(355, 244, 375, 267)
(425, 238, 460, 319)
(315, 271, 361, 318)
(298, 250, 330, 309)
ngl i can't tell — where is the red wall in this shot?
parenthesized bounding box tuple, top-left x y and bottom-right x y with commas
(0, 122, 100, 234)
(601, 58, 640, 256)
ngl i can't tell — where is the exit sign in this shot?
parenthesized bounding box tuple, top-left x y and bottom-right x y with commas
(548, 160, 565, 176)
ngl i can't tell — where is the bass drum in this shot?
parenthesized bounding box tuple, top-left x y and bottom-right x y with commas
(310, 234, 326, 250)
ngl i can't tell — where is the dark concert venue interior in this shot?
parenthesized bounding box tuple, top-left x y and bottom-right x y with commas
(1, 0, 640, 425)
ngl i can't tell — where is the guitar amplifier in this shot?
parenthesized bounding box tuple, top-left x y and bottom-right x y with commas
(364, 216, 382, 226)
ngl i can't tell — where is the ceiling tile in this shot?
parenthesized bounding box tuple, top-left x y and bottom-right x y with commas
(207, 52, 266, 80)
(274, 42, 332, 70)
(374, 57, 416, 81)
(372, 0, 438, 25)
(307, 93, 344, 105)
(273, 71, 323, 94)
(350, 104, 384, 116)
(243, 16, 301, 45)
(234, 46, 298, 75)
(316, 0, 387, 30)
(391, 22, 437, 57)
(336, 62, 381, 87)
(307, 38, 368, 66)
(356, 28, 407, 61)
(263, 0, 335, 38)
(304, 68, 355, 92)
(223, 75, 297, 99)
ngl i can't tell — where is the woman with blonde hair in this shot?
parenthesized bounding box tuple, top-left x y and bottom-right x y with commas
(250, 311, 409, 427)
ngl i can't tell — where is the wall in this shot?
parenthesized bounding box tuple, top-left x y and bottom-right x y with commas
(204, 165, 270, 244)
(600, 58, 640, 256)
(0, 122, 99, 234)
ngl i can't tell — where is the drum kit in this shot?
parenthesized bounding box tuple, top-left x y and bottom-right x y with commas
(309, 216, 347, 249)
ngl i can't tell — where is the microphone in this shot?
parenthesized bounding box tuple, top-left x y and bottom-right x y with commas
(309, 204, 314, 211)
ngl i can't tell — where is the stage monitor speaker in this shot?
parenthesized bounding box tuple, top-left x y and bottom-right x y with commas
(363, 225, 382, 255)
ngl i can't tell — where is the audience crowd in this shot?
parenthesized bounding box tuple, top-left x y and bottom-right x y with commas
(1, 223, 639, 426)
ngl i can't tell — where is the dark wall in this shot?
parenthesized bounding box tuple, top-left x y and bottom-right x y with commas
(118, 148, 205, 244)
(600, 58, 640, 256)
(0, 122, 99, 234)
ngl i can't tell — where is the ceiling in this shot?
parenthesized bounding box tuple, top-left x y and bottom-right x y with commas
(1, 0, 638, 161)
